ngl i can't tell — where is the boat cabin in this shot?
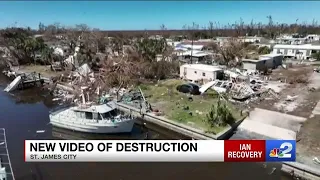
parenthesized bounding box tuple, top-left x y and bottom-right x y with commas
(72, 103, 120, 120)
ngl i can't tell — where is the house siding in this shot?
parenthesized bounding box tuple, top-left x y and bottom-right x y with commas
(180, 66, 223, 82)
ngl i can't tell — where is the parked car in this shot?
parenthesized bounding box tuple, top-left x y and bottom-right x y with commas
(176, 83, 201, 95)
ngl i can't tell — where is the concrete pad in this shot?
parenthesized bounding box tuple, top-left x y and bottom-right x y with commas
(308, 72, 320, 89)
(312, 101, 320, 115)
(247, 108, 307, 132)
(238, 120, 296, 140)
(231, 129, 278, 140)
(264, 81, 287, 93)
(246, 108, 307, 132)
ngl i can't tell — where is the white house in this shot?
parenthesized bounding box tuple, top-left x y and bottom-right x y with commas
(155, 54, 172, 62)
(180, 64, 224, 83)
(305, 34, 320, 42)
(176, 50, 213, 63)
(273, 44, 320, 60)
(276, 37, 306, 45)
(175, 44, 204, 51)
(167, 40, 181, 47)
(215, 37, 232, 47)
(149, 35, 163, 40)
(238, 36, 263, 43)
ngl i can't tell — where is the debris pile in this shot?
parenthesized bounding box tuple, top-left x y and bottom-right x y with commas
(230, 82, 255, 101)
(47, 63, 102, 104)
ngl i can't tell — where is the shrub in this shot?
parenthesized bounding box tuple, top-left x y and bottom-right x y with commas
(204, 99, 235, 127)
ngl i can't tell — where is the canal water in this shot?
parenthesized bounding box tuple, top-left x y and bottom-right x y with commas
(0, 75, 293, 180)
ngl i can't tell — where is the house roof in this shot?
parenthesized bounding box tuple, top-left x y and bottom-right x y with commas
(242, 59, 268, 63)
(180, 41, 211, 46)
(178, 50, 212, 57)
(181, 64, 222, 72)
(178, 44, 204, 50)
(260, 54, 283, 58)
(273, 44, 320, 50)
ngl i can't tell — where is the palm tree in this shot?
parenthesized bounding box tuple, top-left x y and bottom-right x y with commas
(41, 45, 54, 65)
(134, 38, 167, 62)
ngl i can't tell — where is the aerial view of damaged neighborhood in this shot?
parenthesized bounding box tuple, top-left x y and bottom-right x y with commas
(0, 1, 319, 180)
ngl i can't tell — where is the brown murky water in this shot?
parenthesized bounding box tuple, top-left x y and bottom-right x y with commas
(0, 75, 293, 180)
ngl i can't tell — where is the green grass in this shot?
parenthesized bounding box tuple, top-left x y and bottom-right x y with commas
(139, 79, 243, 134)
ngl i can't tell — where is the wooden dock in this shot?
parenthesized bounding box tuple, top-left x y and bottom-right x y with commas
(18, 72, 45, 90)
(0, 128, 15, 180)
(3, 70, 47, 91)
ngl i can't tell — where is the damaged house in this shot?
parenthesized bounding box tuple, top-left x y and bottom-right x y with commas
(242, 59, 273, 72)
(175, 50, 213, 63)
(242, 54, 283, 72)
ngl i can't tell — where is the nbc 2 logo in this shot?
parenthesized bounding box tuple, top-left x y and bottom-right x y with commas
(266, 140, 296, 162)
(269, 142, 292, 158)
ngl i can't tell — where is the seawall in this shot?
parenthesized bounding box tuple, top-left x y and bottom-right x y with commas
(116, 102, 320, 180)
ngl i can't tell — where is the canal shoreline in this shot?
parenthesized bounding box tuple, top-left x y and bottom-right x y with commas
(1, 69, 320, 180)
(117, 101, 320, 180)
(117, 102, 246, 140)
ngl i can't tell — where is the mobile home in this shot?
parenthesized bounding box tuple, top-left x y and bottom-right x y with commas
(180, 64, 224, 83)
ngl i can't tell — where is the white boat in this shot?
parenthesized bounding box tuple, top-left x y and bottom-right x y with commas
(49, 101, 135, 134)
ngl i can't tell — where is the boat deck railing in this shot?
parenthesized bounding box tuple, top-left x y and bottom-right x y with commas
(0, 128, 15, 180)
(51, 111, 133, 124)
(49, 104, 73, 115)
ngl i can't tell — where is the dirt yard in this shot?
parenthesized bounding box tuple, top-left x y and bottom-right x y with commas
(252, 66, 320, 168)
(17, 65, 65, 78)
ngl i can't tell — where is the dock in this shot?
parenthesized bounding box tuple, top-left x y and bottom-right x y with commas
(3, 71, 48, 92)
(0, 128, 15, 180)
(15, 72, 45, 89)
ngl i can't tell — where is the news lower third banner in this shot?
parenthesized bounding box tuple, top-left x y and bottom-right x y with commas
(24, 140, 296, 162)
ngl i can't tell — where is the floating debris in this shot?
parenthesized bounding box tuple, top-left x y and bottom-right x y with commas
(36, 130, 45, 134)
(268, 167, 276, 175)
(313, 157, 320, 165)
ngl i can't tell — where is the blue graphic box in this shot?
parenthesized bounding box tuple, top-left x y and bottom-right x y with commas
(265, 140, 296, 162)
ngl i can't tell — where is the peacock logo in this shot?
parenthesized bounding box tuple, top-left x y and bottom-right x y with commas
(269, 148, 284, 157)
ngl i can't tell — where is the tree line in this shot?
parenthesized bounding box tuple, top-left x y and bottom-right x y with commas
(3, 15, 319, 40)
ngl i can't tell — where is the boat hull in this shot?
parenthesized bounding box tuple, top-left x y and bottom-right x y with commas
(50, 117, 135, 134)
(49, 102, 136, 134)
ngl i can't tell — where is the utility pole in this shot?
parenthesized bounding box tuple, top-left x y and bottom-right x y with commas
(190, 22, 195, 64)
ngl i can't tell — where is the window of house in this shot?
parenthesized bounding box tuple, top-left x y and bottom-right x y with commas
(306, 50, 310, 56)
(202, 72, 206, 76)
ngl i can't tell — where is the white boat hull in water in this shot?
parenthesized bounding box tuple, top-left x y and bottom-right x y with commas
(49, 104, 135, 134)
(50, 119, 135, 134)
